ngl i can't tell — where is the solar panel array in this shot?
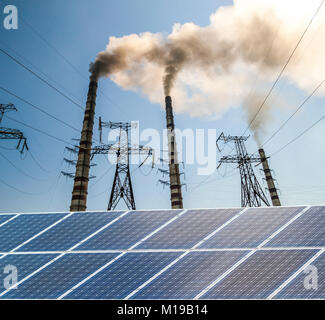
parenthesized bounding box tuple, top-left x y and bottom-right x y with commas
(0, 206, 324, 299)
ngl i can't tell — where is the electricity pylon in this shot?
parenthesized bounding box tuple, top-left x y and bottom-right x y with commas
(92, 119, 153, 211)
(0, 103, 28, 153)
(157, 165, 187, 192)
(61, 143, 97, 181)
(217, 133, 270, 207)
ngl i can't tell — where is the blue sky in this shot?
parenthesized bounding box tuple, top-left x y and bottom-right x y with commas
(0, 0, 324, 213)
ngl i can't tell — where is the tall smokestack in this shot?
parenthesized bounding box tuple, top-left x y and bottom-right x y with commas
(258, 148, 281, 207)
(70, 80, 98, 212)
(165, 96, 183, 209)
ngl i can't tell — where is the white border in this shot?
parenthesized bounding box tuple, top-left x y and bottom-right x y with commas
(0, 203, 317, 215)
(0, 246, 323, 256)
(0, 214, 20, 228)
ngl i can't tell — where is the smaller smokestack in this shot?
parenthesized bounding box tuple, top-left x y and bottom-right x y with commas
(259, 148, 281, 207)
(165, 96, 183, 209)
(70, 79, 98, 212)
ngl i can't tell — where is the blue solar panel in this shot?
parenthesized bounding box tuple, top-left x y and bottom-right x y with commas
(0, 215, 15, 226)
(200, 207, 305, 249)
(0, 214, 67, 252)
(0, 254, 57, 295)
(131, 250, 249, 299)
(138, 209, 241, 249)
(0, 206, 323, 300)
(2, 253, 118, 299)
(17, 212, 123, 252)
(65, 252, 181, 299)
(274, 251, 325, 299)
(200, 249, 318, 299)
(77, 210, 181, 250)
(266, 206, 325, 247)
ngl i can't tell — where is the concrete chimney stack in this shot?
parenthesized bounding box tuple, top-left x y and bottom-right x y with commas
(70, 80, 98, 212)
(165, 96, 183, 209)
(259, 148, 281, 207)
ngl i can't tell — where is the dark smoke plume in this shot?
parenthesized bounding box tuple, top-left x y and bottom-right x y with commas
(89, 0, 325, 143)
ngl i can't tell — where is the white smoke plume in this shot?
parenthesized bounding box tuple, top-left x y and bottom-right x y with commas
(90, 0, 325, 141)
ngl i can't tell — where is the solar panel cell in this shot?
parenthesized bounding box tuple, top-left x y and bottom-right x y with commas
(200, 207, 305, 249)
(77, 210, 181, 250)
(266, 206, 325, 247)
(138, 209, 242, 249)
(17, 212, 123, 252)
(0, 215, 15, 227)
(131, 250, 249, 299)
(0, 214, 67, 252)
(64, 252, 182, 299)
(200, 249, 318, 299)
(274, 251, 325, 299)
(2, 253, 118, 299)
(0, 254, 57, 296)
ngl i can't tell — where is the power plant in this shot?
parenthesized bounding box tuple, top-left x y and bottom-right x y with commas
(70, 80, 98, 212)
(66, 77, 277, 211)
(68, 75, 185, 211)
(165, 96, 184, 209)
(62, 68, 283, 211)
(259, 148, 281, 206)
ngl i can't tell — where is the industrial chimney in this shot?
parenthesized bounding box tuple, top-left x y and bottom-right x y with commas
(165, 96, 184, 209)
(70, 80, 98, 212)
(258, 148, 281, 207)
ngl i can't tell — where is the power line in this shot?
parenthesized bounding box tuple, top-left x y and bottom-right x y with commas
(243, 0, 325, 135)
(46, 172, 63, 211)
(0, 86, 80, 133)
(0, 176, 40, 195)
(0, 171, 61, 196)
(262, 78, 325, 147)
(0, 151, 43, 181)
(0, 145, 15, 151)
(0, 47, 85, 112)
(187, 167, 237, 195)
(89, 162, 113, 188)
(88, 187, 111, 199)
(271, 116, 325, 157)
(4, 115, 76, 147)
(28, 150, 51, 173)
(0, 39, 84, 106)
(20, 16, 127, 117)
(21, 16, 88, 82)
(138, 165, 154, 177)
(4, 115, 100, 155)
(0, 43, 107, 126)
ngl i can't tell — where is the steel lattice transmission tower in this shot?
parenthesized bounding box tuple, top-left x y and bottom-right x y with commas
(0, 103, 28, 153)
(92, 119, 153, 211)
(217, 133, 270, 207)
